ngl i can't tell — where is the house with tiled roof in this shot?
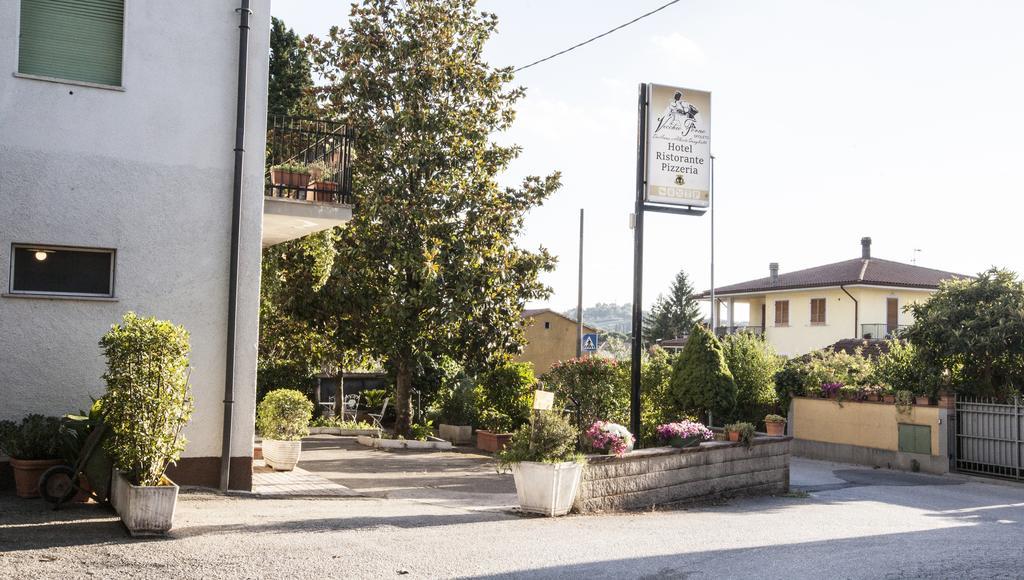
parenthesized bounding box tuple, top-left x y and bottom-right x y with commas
(515, 309, 597, 375)
(699, 238, 969, 356)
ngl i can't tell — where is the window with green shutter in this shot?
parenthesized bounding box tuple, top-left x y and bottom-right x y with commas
(18, 0, 124, 87)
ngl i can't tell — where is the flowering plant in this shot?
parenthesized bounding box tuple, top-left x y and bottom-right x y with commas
(655, 421, 713, 448)
(820, 382, 843, 398)
(584, 421, 634, 457)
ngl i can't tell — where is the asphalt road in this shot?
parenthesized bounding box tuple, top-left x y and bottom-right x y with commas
(2, 457, 1023, 579)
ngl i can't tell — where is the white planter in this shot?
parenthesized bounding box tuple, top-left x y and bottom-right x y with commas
(510, 461, 583, 517)
(110, 470, 179, 536)
(263, 439, 303, 471)
(439, 424, 473, 445)
(356, 435, 453, 450)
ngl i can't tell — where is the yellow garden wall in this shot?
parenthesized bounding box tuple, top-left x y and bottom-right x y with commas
(792, 397, 941, 455)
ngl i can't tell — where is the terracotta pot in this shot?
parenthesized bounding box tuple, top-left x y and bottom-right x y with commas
(883, 394, 896, 404)
(727, 431, 740, 443)
(10, 458, 63, 498)
(476, 430, 513, 453)
(867, 394, 881, 402)
(307, 180, 338, 202)
(915, 396, 931, 406)
(765, 421, 786, 437)
(270, 169, 310, 189)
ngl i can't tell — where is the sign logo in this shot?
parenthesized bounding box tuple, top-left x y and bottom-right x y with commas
(581, 333, 599, 352)
(645, 84, 711, 209)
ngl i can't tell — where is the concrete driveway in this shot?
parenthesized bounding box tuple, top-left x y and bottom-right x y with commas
(2, 444, 1024, 579)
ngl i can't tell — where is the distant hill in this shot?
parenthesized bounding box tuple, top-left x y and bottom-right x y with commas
(564, 303, 638, 334)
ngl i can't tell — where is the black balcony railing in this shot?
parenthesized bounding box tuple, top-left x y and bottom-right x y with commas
(715, 326, 765, 337)
(861, 323, 909, 339)
(265, 115, 354, 204)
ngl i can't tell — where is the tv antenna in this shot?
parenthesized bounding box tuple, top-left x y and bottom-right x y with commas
(912, 248, 922, 264)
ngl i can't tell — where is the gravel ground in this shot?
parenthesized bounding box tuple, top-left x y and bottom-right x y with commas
(2, 456, 1023, 579)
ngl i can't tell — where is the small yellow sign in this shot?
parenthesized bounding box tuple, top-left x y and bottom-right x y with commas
(532, 390, 554, 411)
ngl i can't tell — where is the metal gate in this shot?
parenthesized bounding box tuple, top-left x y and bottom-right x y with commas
(955, 396, 1023, 480)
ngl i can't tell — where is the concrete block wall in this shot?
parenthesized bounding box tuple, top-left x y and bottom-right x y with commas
(575, 438, 791, 513)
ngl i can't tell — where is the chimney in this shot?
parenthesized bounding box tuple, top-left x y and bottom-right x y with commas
(861, 237, 872, 259)
(769, 262, 779, 285)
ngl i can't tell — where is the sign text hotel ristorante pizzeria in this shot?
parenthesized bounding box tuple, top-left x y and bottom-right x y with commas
(645, 84, 711, 208)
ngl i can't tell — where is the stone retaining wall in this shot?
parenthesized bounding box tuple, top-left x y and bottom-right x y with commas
(574, 437, 791, 513)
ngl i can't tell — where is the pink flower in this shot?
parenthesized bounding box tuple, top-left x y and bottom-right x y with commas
(584, 421, 635, 457)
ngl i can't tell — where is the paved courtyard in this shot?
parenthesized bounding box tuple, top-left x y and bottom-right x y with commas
(2, 438, 1024, 579)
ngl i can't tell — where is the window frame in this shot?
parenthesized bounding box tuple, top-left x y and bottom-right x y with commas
(13, 0, 128, 91)
(8, 243, 117, 298)
(810, 298, 827, 325)
(774, 300, 789, 327)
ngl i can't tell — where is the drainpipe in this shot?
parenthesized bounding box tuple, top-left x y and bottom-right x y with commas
(221, 0, 252, 492)
(840, 285, 858, 339)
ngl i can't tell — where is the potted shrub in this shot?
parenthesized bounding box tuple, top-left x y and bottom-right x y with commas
(498, 411, 583, 517)
(584, 421, 635, 456)
(0, 415, 63, 498)
(101, 313, 194, 536)
(270, 162, 310, 190)
(257, 389, 313, 471)
(475, 362, 534, 453)
(476, 409, 515, 453)
(725, 422, 756, 446)
(434, 377, 477, 445)
(655, 420, 713, 448)
(306, 161, 338, 202)
(914, 393, 932, 406)
(764, 414, 787, 437)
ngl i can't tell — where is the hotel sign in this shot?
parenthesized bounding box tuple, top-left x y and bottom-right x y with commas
(645, 83, 711, 208)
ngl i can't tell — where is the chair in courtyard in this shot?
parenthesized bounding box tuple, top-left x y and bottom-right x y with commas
(341, 393, 361, 423)
(367, 397, 389, 430)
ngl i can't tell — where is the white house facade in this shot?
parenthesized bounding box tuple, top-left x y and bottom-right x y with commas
(0, 0, 297, 490)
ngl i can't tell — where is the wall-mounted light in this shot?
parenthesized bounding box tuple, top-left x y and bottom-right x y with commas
(33, 250, 52, 261)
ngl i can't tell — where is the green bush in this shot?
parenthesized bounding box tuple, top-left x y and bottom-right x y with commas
(100, 313, 194, 487)
(546, 357, 628, 439)
(0, 414, 63, 460)
(361, 388, 389, 411)
(721, 333, 782, 423)
(670, 325, 736, 422)
(476, 362, 535, 433)
(800, 349, 874, 391)
(409, 420, 434, 441)
(639, 347, 677, 444)
(430, 372, 479, 426)
(257, 389, 313, 441)
(497, 411, 582, 468)
(773, 360, 808, 411)
(873, 340, 932, 397)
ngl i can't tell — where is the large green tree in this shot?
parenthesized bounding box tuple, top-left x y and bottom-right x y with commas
(720, 332, 781, 423)
(268, 17, 314, 116)
(670, 324, 736, 423)
(306, 0, 559, 435)
(645, 269, 702, 345)
(904, 267, 1024, 399)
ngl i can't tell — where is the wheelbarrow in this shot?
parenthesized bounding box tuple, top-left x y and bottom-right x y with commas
(39, 417, 113, 509)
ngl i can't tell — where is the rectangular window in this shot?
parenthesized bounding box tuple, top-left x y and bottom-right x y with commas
(810, 298, 827, 325)
(898, 424, 931, 455)
(18, 0, 125, 87)
(774, 300, 789, 326)
(10, 245, 115, 297)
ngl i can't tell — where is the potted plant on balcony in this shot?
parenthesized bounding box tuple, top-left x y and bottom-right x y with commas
(306, 161, 339, 202)
(270, 162, 311, 191)
(764, 414, 787, 437)
(0, 414, 63, 498)
(257, 389, 313, 471)
(433, 377, 477, 445)
(498, 410, 583, 516)
(655, 420, 714, 448)
(101, 313, 194, 536)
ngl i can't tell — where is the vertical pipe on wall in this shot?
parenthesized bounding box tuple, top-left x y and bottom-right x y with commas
(221, 0, 252, 492)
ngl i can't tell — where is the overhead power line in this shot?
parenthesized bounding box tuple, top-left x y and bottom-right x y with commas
(513, 0, 683, 73)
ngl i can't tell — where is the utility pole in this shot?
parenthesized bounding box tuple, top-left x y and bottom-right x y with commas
(576, 208, 584, 358)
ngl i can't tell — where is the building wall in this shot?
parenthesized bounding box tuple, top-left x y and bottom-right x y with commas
(514, 312, 595, 375)
(0, 1, 270, 489)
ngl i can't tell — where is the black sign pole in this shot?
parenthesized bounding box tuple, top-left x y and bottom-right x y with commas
(629, 84, 647, 442)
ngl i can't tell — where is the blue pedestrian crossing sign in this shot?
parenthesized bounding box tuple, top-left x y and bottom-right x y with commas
(581, 333, 599, 352)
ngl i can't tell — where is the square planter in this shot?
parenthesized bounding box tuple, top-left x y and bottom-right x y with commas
(439, 424, 473, 445)
(511, 461, 583, 517)
(915, 396, 931, 406)
(110, 470, 179, 536)
(307, 181, 338, 202)
(270, 169, 310, 189)
(476, 430, 513, 453)
(9, 458, 62, 498)
(262, 439, 303, 471)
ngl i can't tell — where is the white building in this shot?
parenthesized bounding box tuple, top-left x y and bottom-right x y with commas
(0, 1, 352, 490)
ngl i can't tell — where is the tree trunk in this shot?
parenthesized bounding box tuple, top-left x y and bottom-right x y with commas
(334, 369, 345, 419)
(394, 360, 414, 437)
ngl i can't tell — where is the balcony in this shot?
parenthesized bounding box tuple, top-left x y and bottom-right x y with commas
(860, 323, 909, 339)
(715, 326, 765, 337)
(262, 115, 355, 247)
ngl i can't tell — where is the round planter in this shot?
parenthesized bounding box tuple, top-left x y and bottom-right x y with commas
(262, 439, 303, 471)
(765, 421, 786, 437)
(666, 435, 703, 449)
(727, 431, 740, 443)
(510, 461, 583, 517)
(110, 470, 179, 536)
(9, 457, 62, 498)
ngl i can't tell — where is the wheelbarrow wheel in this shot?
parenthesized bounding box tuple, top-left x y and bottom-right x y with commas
(39, 465, 78, 507)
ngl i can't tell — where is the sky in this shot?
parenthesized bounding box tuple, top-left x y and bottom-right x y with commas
(272, 0, 1024, 317)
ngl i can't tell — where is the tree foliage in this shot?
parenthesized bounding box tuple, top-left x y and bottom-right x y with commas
(872, 340, 930, 396)
(475, 362, 536, 433)
(545, 357, 629, 439)
(669, 324, 736, 422)
(268, 17, 314, 117)
(304, 0, 559, 435)
(645, 269, 702, 345)
(904, 267, 1024, 398)
(721, 332, 782, 423)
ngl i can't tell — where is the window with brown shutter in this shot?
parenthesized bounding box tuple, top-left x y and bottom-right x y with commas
(810, 298, 826, 325)
(774, 300, 789, 326)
